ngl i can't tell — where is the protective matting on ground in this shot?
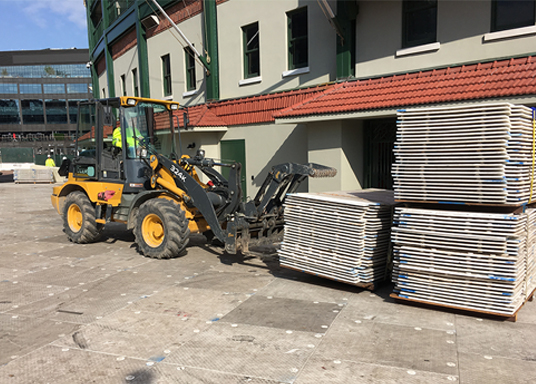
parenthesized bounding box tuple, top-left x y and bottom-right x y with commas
(393, 103, 536, 205)
(391, 206, 536, 316)
(278, 189, 394, 287)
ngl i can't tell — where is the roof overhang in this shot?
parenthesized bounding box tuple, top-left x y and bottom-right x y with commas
(275, 95, 536, 124)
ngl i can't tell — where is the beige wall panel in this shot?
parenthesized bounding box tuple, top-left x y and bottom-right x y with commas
(156, 130, 224, 183)
(146, 16, 206, 106)
(356, 0, 536, 79)
(217, 0, 336, 99)
(98, 72, 107, 98)
(307, 121, 343, 192)
(113, 48, 138, 96)
(222, 123, 308, 198)
(341, 119, 364, 190)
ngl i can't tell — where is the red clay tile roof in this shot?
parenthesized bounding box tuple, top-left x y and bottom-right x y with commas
(176, 84, 333, 127)
(206, 84, 333, 126)
(275, 56, 536, 119)
(173, 104, 227, 128)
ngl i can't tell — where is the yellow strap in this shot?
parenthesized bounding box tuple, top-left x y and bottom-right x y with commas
(530, 108, 536, 204)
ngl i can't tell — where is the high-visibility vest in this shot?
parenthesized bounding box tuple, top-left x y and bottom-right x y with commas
(112, 127, 141, 149)
(112, 127, 122, 148)
(45, 158, 56, 167)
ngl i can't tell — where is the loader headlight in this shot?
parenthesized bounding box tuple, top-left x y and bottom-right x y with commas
(126, 98, 137, 106)
(170, 103, 179, 110)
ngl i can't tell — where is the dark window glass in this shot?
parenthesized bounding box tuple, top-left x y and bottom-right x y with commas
(121, 74, 127, 96)
(132, 68, 139, 97)
(185, 48, 196, 91)
(243, 22, 260, 78)
(402, 0, 438, 48)
(492, 0, 535, 32)
(68, 100, 81, 124)
(76, 102, 97, 159)
(21, 99, 44, 124)
(287, 8, 308, 69)
(45, 99, 67, 124)
(20, 84, 42, 94)
(44, 84, 66, 94)
(162, 54, 172, 96)
(0, 99, 20, 124)
(0, 84, 17, 94)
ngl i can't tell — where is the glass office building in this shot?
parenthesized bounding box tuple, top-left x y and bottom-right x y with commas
(0, 48, 92, 143)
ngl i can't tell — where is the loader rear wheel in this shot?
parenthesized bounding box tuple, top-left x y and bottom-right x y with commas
(134, 199, 190, 259)
(63, 191, 102, 244)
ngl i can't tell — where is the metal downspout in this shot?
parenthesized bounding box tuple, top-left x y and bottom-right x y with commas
(203, 0, 220, 101)
(136, 1, 151, 98)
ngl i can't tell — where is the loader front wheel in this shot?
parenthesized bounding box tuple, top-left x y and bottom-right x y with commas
(63, 191, 102, 244)
(134, 199, 190, 259)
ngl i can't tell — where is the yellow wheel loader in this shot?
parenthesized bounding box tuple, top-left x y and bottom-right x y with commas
(51, 97, 336, 258)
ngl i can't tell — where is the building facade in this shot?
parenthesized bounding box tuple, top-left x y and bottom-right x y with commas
(86, 0, 536, 197)
(0, 48, 92, 157)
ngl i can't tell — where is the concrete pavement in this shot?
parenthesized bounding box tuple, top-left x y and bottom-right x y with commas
(0, 182, 535, 383)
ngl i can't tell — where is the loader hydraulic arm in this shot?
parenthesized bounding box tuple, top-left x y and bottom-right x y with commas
(254, 163, 337, 216)
(150, 153, 229, 243)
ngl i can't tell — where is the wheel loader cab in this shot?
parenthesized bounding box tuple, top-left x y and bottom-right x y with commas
(71, 97, 179, 193)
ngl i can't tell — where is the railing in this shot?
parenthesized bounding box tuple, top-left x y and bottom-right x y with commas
(1, 133, 76, 143)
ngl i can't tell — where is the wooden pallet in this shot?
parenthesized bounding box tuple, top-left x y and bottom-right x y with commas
(390, 286, 536, 322)
(281, 264, 380, 291)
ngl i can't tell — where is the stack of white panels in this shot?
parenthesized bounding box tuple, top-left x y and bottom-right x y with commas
(279, 189, 394, 287)
(392, 207, 536, 315)
(393, 103, 536, 205)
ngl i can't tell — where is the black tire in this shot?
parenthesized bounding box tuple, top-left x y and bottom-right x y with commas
(134, 199, 190, 259)
(63, 191, 102, 244)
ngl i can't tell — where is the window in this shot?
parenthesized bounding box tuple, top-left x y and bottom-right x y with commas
(402, 0, 438, 48)
(21, 99, 45, 124)
(243, 22, 260, 78)
(0, 99, 20, 124)
(132, 68, 139, 97)
(492, 0, 535, 32)
(0, 84, 17, 94)
(19, 84, 42, 94)
(45, 99, 67, 124)
(185, 48, 196, 91)
(67, 83, 89, 94)
(0, 64, 90, 78)
(162, 54, 172, 97)
(120, 74, 127, 96)
(68, 100, 81, 124)
(287, 8, 308, 69)
(44, 84, 66, 94)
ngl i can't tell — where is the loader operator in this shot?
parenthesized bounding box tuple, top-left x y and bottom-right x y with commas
(112, 122, 144, 158)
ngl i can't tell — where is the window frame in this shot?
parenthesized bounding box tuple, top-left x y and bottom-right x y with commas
(491, 0, 536, 32)
(287, 7, 308, 70)
(162, 54, 172, 97)
(132, 68, 139, 97)
(184, 48, 196, 91)
(402, 0, 438, 49)
(242, 22, 260, 79)
(120, 74, 127, 97)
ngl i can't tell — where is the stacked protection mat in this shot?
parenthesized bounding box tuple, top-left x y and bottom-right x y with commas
(279, 189, 394, 288)
(392, 103, 536, 317)
(393, 103, 536, 205)
(392, 207, 536, 316)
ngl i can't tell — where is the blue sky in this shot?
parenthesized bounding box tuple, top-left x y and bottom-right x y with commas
(0, 0, 88, 51)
